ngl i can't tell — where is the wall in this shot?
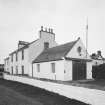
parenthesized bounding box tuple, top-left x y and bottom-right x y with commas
(4, 74, 105, 105)
(92, 59, 105, 66)
(66, 38, 92, 80)
(4, 58, 10, 73)
(9, 48, 29, 75)
(17, 48, 29, 74)
(66, 39, 90, 59)
(64, 60, 72, 81)
(29, 31, 57, 63)
(33, 60, 65, 81)
(64, 60, 92, 80)
(86, 62, 92, 79)
(28, 30, 58, 76)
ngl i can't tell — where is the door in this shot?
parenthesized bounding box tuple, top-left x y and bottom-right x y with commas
(72, 60, 86, 80)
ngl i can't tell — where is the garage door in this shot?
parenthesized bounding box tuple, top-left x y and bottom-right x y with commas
(72, 60, 86, 80)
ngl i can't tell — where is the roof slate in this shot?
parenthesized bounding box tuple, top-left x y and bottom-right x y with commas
(33, 39, 78, 63)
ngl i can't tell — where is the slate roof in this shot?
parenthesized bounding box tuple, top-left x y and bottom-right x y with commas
(33, 39, 79, 63)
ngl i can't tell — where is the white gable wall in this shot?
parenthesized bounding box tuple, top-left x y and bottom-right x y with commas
(29, 31, 57, 63)
(66, 39, 90, 59)
(65, 39, 92, 80)
(33, 60, 65, 81)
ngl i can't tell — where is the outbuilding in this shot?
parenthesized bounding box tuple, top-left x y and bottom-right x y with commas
(32, 37, 92, 81)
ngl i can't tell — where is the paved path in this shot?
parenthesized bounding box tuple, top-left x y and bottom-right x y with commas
(4, 74, 105, 105)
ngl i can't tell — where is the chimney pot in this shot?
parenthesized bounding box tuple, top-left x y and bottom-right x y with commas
(49, 28, 50, 33)
(41, 26, 43, 31)
(51, 29, 53, 33)
(45, 28, 47, 32)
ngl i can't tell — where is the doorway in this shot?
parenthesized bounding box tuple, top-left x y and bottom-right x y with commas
(72, 60, 86, 80)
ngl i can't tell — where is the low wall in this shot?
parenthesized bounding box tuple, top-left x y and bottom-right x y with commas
(4, 74, 105, 105)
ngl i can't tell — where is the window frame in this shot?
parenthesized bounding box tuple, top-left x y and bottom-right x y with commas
(51, 63, 55, 73)
(37, 64, 40, 72)
(16, 66, 18, 74)
(22, 65, 24, 75)
(11, 66, 13, 74)
(22, 50, 24, 60)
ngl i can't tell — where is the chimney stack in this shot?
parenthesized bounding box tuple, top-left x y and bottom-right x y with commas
(39, 26, 55, 40)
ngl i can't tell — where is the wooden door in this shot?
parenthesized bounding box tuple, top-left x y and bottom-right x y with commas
(72, 60, 86, 80)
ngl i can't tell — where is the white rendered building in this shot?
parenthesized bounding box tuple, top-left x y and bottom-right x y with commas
(4, 27, 92, 81)
(4, 27, 57, 76)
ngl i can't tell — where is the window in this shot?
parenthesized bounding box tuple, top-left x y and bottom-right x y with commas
(22, 50, 24, 60)
(16, 52, 18, 61)
(11, 66, 13, 74)
(44, 42, 49, 50)
(51, 63, 55, 73)
(37, 64, 40, 72)
(77, 46, 82, 56)
(16, 66, 18, 74)
(22, 65, 24, 75)
(11, 55, 13, 62)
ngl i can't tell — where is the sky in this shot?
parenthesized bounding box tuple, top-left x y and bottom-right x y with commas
(0, 0, 105, 63)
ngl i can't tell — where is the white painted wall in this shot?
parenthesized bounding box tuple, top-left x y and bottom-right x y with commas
(29, 31, 57, 63)
(64, 60, 92, 80)
(17, 48, 29, 74)
(86, 62, 92, 79)
(4, 30, 58, 77)
(28, 30, 57, 76)
(9, 48, 29, 75)
(66, 39, 90, 59)
(66, 39, 92, 80)
(4, 57, 10, 73)
(64, 60, 72, 81)
(33, 60, 65, 81)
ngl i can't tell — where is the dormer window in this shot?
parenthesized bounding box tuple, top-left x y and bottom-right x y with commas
(44, 42, 49, 50)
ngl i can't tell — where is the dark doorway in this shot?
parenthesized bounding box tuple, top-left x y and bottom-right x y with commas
(72, 60, 86, 80)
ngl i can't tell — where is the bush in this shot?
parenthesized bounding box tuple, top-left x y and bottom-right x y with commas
(92, 63, 105, 80)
